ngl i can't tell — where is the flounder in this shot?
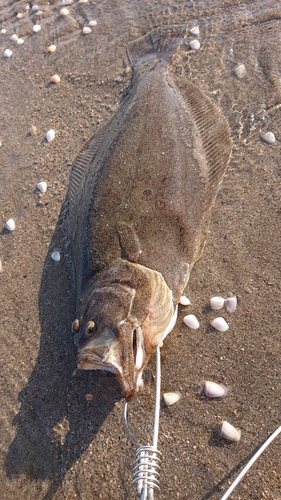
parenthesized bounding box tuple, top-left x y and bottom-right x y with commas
(67, 25, 232, 399)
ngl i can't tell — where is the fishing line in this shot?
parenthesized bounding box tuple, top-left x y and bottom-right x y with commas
(122, 346, 162, 499)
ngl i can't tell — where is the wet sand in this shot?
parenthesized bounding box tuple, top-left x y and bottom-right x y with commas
(0, 1, 281, 499)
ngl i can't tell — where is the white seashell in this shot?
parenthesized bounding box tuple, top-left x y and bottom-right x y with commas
(60, 8, 70, 16)
(1, 29, 7, 34)
(234, 63, 246, 79)
(89, 20, 97, 26)
(37, 181, 47, 193)
(210, 296, 224, 310)
(225, 296, 237, 313)
(83, 27, 92, 34)
(10, 34, 18, 41)
(189, 39, 200, 50)
(51, 251, 61, 262)
(220, 421, 241, 442)
(183, 314, 199, 329)
(48, 44, 57, 53)
(163, 391, 181, 406)
(5, 218, 16, 231)
(46, 129, 55, 142)
(50, 74, 61, 83)
(261, 132, 276, 144)
(203, 380, 228, 398)
(179, 295, 191, 306)
(4, 49, 13, 58)
(33, 25, 41, 33)
(17, 38, 24, 45)
(0, 260, 3, 274)
(190, 26, 199, 35)
(211, 317, 229, 332)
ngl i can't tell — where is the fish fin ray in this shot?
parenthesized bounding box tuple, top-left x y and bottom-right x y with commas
(175, 79, 232, 260)
(127, 25, 187, 68)
(117, 223, 142, 262)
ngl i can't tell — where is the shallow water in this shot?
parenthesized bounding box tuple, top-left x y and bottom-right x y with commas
(0, 1, 281, 499)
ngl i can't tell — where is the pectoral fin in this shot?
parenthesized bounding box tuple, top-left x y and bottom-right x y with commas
(117, 222, 142, 262)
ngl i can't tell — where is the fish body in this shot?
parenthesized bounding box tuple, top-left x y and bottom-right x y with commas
(67, 25, 232, 399)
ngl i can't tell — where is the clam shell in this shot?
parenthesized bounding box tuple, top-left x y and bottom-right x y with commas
(51, 251, 61, 262)
(48, 44, 57, 53)
(46, 129, 55, 142)
(50, 74, 61, 83)
(190, 27, 199, 35)
(203, 381, 228, 398)
(220, 421, 241, 442)
(179, 295, 191, 306)
(211, 317, 229, 332)
(210, 296, 224, 310)
(261, 132, 276, 144)
(189, 39, 200, 50)
(4, 49, 13, 58)
(83, 27, 92, 34)
(163, 391, 181, 406)
(183, 314, 199, 329)
(225, 296, 237, 313)
(234, 63, 246, 78)
(37, 181, 47, 193)
(5, 218, 15, 231)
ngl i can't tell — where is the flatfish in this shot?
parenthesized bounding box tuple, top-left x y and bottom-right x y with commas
(67, 25, 232, 399)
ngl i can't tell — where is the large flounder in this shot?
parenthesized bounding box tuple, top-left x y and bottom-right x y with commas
(67, 25, 232, 400)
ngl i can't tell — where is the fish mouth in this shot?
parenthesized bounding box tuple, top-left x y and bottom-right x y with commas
(77, 326, 146, 399)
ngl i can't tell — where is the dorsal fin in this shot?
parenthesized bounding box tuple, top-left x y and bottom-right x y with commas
(174, 77, 232, 260)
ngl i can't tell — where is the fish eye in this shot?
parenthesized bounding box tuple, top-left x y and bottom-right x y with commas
(72, 318, 80, 333)
(86, 321, 96, 336)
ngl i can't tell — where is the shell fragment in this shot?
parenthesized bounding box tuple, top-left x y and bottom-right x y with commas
(189, 39, 200, 50)
(5, 218, 16, 231)
(163, 391, 181, 406)
(51, 251, 61, 262)
(37, 181, 47, 193)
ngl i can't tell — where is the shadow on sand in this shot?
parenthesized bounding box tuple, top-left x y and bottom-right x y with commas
(5, 201, 121, 499)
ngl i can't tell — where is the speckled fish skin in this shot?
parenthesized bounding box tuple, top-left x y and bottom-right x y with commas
(67, 25, 232, 399)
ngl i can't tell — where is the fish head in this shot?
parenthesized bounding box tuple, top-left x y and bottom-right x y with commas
(73, 260, 177, 400)
(74, 283, 150, 400)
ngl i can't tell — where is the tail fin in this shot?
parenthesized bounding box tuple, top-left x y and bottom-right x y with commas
(127, 25, 187, 69)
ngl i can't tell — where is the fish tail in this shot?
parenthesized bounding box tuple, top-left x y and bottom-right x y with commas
(127, 25, 187, 69)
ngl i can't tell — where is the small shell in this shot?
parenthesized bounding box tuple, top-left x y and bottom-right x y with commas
(190, 26, 199, 35)
(51, 251, 61, 262)
(210, 296, 224, 310)
(261, 132, 276, 144)
(211, 317, 229, 332)
(48, 44, 57, 53)
(225, 296, 237, 313)
(82, 27, 92, 34)
(30, 125, 37, 135)
(33, 25, 41, 33)
(37, 181, 47, 193)
(60, 8, 70, 16)
(85, 393, 94, 401)
(179, 295, 191, 306)
(5, 218, 16, 231)
(234, 64, 246, 79)
(189, 40, 200, 50)
(4, 49, 12, 58)
(17, 38, 24, 45)
(10, 34, 18, 41)
(163, 391, 181, 406)
(183, 314, 199, 330)
(220, 421, 241, 442)
(89, 20, 97, 26)
(46, 129, 55, 142)
(50, 74, 61, 83)
(203, 381, 228, 398)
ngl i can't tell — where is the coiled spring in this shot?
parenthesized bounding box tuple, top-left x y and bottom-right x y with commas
(122, 346, 162, 499)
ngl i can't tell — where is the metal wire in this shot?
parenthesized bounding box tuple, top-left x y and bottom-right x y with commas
(122, 346, 162, 499)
